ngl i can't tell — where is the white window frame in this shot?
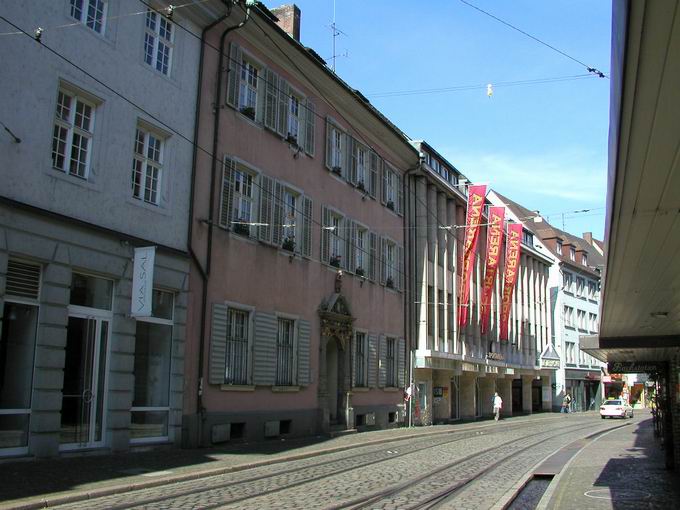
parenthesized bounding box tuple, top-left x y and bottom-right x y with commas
(52, 88, 96, 179)
(275, 314, 298, 386)
(238, 57, 260, 114)
(144, 9, 174, 76)
(287, 93, 301, 142)
(224, 303, 254, 385)
(355, 143, 368, 187)
(556, 240, 563, 255)
(385, 163, 397, 207)
(70, 0, 107, 34)
(331, 125, 343, 170)
(383, 237, 397, 286)
(582, 253, 588, 266)
(569, 246, 576, 261)
(282, 187, 301, 248)
(131, 126, 164, 205)
(330, 210, 345, 261)
(355, 224, 368, 274)
(232, 166, 257, 235)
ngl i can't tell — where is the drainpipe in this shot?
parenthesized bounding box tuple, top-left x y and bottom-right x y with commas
(403, 157, 423, 427)
(192, 1, 253, 446)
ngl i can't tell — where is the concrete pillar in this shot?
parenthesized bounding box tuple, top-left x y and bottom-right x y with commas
(446, 199, 457, 353)
(415, 178, 428, 350)
(480, 376, 496, 418)
(498, 377, 513, 417)
(522, 375, 533, 413)
(459, 372, 477, 420)
(542, 374, 553, 411)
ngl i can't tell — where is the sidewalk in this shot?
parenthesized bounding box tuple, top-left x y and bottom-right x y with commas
(538, 409, 680, 509)
(0, 414, 556, 510)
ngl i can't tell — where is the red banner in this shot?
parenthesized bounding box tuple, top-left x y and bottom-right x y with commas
(499, 223, 523, 341)
(458, 184, 487, 326)
(480, 207, 505, 334)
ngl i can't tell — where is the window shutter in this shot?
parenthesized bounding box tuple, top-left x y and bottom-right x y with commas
(264, 68, 279, 131)
(297, 318, 311, 385)
(258, 174, 274, 243)
(301, 196, 313, 257)
(219, 157, 236, 228)
(226, 42, 242, 108)
(321, 205, 331, 263)
(209, 303, 228, 384)
(5, 260, 41, 299)
(348, 221, 357, 273)
(367, 334, 378, 388)
(349, 137, 358, 185)
(381, 162, 388, 205)
(350, 333, 357, 388)
(369, 151, 379, 199)
(396, 244, 404, 291)
(368, 231, 378, 281)
(378, 334, 387, 388)
(277, 77, 290, 137)
(339, 216, 348, 269)
(303, 100, 315, 156)
(253, 311, 277, 386)
(271, 180, 284, 246)
(379, 236, 387, 285)
(396, 172, 404, 215)
(397, 337, 406, 388)
(325, 119, 334, 170)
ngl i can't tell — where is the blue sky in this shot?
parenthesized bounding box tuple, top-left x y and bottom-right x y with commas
(263, 0, 612, 240)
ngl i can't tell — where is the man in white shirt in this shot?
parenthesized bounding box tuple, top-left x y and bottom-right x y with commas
(493, 392, 503, 421)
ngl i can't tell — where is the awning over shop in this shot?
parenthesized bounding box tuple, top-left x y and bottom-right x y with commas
(565, 369, 601, 381)
(580, 334, 680, 364)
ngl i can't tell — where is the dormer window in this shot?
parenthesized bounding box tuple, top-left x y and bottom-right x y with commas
(569, 246, 576, 261)
(582, 253, 588, 266)
(556, 240, 563, 255)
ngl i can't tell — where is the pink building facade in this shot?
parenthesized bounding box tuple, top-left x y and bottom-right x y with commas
(183, 4, 418, 446)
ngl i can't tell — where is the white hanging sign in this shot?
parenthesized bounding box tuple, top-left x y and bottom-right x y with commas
(131, 246, 156, 317)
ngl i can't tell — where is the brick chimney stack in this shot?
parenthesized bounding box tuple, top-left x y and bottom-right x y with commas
(271, 4, 301, 42)
(583, 232, 593, 245)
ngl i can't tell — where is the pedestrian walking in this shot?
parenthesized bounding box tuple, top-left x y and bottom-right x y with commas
(561, 393, 572, 414)
(493, 392, 503, 421)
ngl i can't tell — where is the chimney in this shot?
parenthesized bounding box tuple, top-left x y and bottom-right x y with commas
(583, 232, 593, 245)
(271, 4, 301, 42)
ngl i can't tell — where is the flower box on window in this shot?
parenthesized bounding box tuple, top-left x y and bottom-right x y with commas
(233, 221, 250, 236)
(386, 200, 395, 211)
(282, 237, 296, 252)
(386, 277, 395, 289)
(240, 106, 255, 120)
(331, 166, 342, 176)
(356, 180, 365, 191)
(330, 255, 342, 268)
(355, 266, 365, 277)
(286, 133, 298, 146)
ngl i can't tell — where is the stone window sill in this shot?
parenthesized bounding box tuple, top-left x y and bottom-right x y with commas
(272, 385, 300, 392)
(220, 384, 255, 392)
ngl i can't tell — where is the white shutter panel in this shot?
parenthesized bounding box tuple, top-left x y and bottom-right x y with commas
(349, 137, 358, 185)
(226, 42, 242, 108)
(321, 205, 331, 263)
(258, 174, 274, 243)
(378, 335, 387, 388)
(367, 334, 378, 388)
(325, 119, 333, 170)
(397, 171, 404, 215)
(397, 244, 404, 292)
(397, 337, 406, 388)
(381, 162, 388, 205)
(350, 333, 357, 388)
(348, 221, 357, 273)
(209, 304, 228, 384)
(253, 312, 277, 386)
(264, 68, 279, 131)
(380, 237, 387, 285)
(219, 157, 236, 228)
(297, 319, 311, 385)
(369, 231, 378, 281)
(271, 180, 284, 246)
(301, 196, 313, 257)
(304, 100, 315, 156)
(277, 77, 290, 137)
(369, 151, 379, 199)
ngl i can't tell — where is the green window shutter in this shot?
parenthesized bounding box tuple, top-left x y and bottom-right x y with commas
(297, 318, 311, 385)
(368, 231, 378, 281)
(397, 337, 406, 388)
(258, 174, 274, 243)
(321, 205, 331, 264)
(219, 157, 236, 228)
(277, 78, 290, 137)
(264, 68, 279, 131)
(367, 334, 378, 388)
(301, 196, 313, 258)
(397, 244, 404, 291)
(271, 180, 284, 246)
(325, 119, 333, 170)
(378, 334, 387, 388)
(304, 100, 315, 156)
(369, 151, 379, 199)
(209, 303, 228, 384)
(226, 42, 242, 108)
(253, 311, 277, 386)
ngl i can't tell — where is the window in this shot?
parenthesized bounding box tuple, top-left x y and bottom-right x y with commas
(131, 290, 174, 441)
(287, 94, 300, 141)
(225, 309, 249, 384)
(70, 0, 106, 34)
(355, 143, 368, 187)
(566, 341, 575, 364)
(239, 59, 259, 115)
(381, 163, 403, 215)
(52, 88, 96, 179)
(563, 272, 573, 292)
(330, 211, 344, 263)
(582, 253, 588, 266)
(577, 310, 586, 330)
(427, 286, 435, 342)
(576, 277, 585, 297)
(556, 240, 563, 255)
(587, 281, 596, 299)
(132, 127, 164, 205)
(354, 332, 367, 387)
(438, 290, 445, 349)
(381, 238, 400, 289)
(386, 337, 396, 387)
(564, 306, 574, 328)
(331, 129, 343, 169)
(283, 189, 299, 248)
(276, 318, 295, 386)
(144, 9, 173, 76)
(522, 230, 534, 246)
(569, 246, 576, 261)
(589, 313, 598, 332)
(232, 169, 255, 236)
(355, 226, 367, 274)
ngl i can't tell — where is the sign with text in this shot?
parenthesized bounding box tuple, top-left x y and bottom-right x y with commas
(499, 223, 522, 341)
(131, 246, 156, 317)
(480, 206, 505, 334)
(458, 184, 487, 327)
(608, 361, 664, 374)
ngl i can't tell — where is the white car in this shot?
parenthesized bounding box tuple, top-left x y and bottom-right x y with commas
(600, 399, 634, 419)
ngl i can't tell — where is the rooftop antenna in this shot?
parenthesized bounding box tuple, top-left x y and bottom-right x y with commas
(329, 0, 347, 73)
